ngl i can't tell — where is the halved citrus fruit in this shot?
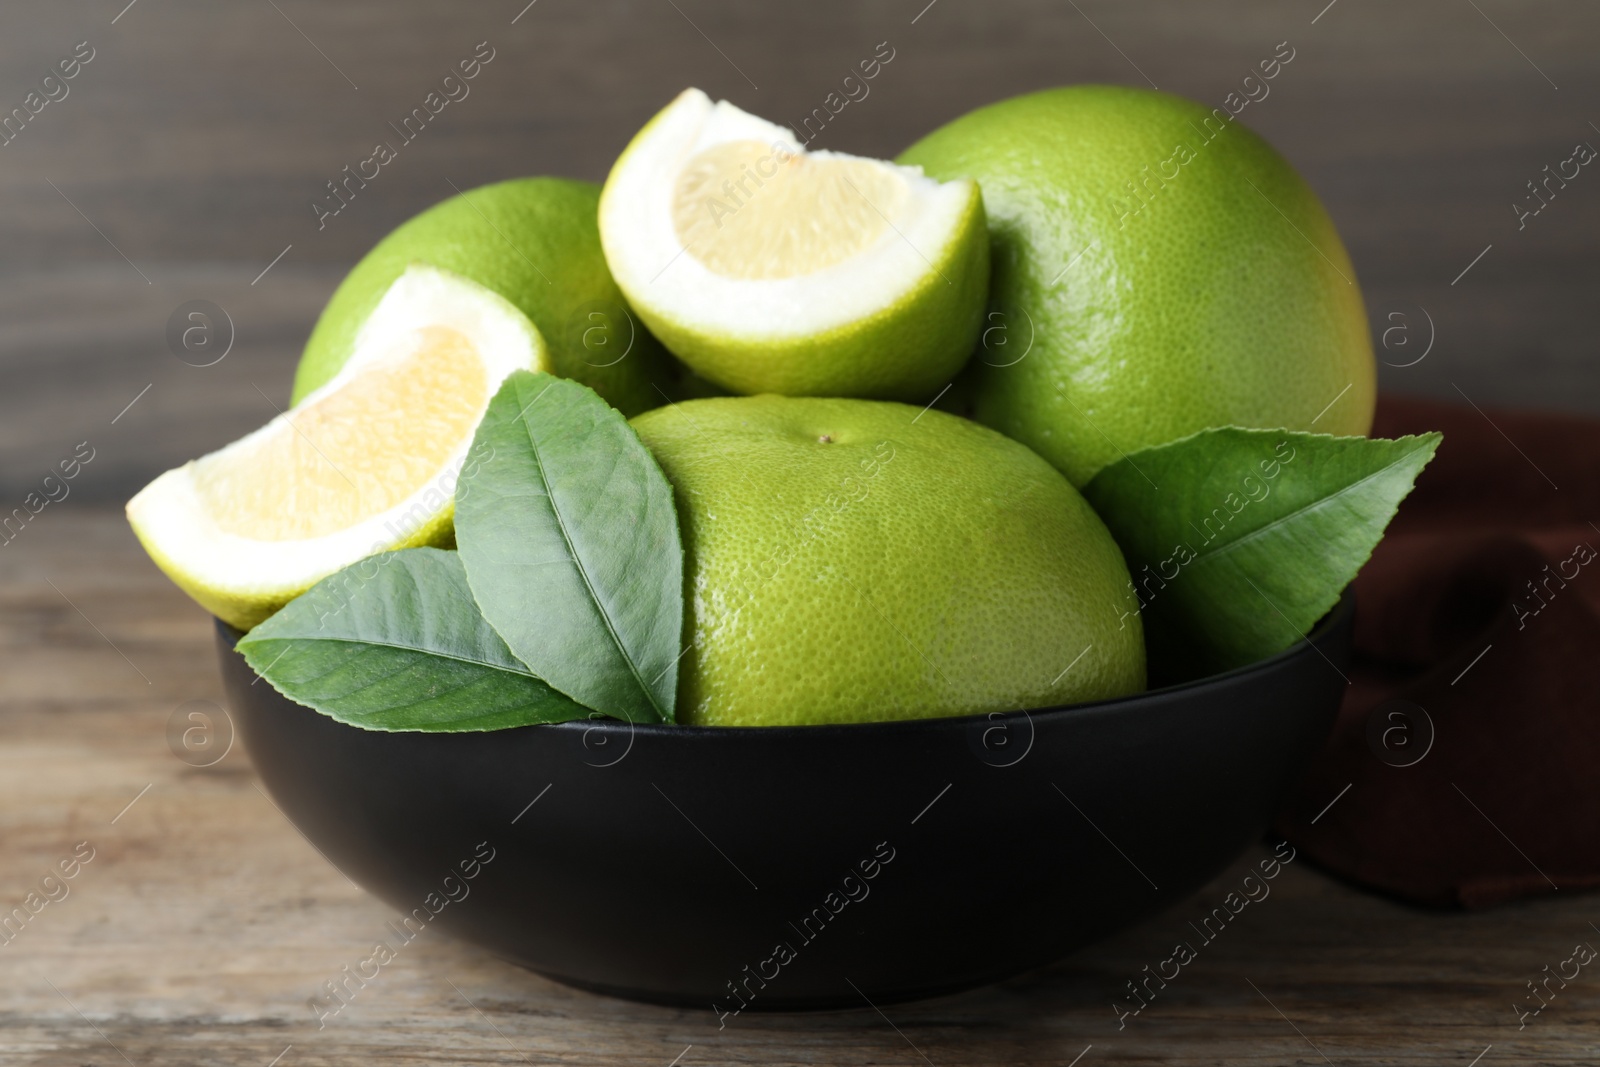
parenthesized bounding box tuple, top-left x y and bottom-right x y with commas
(127, 264, 545, 629)
(292, 177, 681, 417)
(599, 88, 989, 401)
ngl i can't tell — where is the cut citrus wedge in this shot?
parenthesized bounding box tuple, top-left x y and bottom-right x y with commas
(127, 264, 546, 629)
(599, 88, 989, 401)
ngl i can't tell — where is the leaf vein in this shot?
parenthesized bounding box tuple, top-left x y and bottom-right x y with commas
(518, 393, 665, 717)
(1183, 449, 1426, 569)
(252, 635, 537, 680)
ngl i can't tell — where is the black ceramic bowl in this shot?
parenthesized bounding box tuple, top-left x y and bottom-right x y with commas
(219, 593, 1352, 1011)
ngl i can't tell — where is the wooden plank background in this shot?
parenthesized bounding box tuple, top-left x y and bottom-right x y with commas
(2, 0, 1598, 503)
(3, 1, 1599, 1064)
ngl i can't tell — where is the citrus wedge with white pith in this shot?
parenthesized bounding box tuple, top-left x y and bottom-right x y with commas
(599, 88, 989, 401)
(127, 264, 546, 630)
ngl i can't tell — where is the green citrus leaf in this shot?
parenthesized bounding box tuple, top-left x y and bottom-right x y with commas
(1083, 427, 1441, 681)
(455, 370, 682, 723)
(237, 548, 590, 731)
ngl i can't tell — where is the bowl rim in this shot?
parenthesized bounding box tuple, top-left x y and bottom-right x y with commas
(223, 590, 1353, 740)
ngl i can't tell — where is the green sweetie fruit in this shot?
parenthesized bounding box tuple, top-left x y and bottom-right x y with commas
(900, 84, 1376, 486)
(631, 394, 1145, 726)
(293, 177, 678, 415)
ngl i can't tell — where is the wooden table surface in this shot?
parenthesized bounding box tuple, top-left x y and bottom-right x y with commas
(1, 514, 1595, 1065)
(5, 1, 1600, 1063)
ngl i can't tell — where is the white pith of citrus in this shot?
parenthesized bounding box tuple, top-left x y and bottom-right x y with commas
(600, 87, 978, 343)
(126, 264, 545, 628)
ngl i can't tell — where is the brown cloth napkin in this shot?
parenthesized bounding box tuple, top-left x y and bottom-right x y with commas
(1274, 393, 1600, 908)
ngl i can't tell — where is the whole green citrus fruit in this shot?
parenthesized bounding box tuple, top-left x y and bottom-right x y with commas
(293, 177, 680, 415)
(631, 396, 1145, 726)
(899, 85, 1376, 486)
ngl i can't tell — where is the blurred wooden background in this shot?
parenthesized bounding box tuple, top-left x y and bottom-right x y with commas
(1, 0, 1596, 504)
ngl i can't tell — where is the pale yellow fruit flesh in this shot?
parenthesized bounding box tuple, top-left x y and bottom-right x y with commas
(670, 139, 908, 279)
(192, 325, 488, 540)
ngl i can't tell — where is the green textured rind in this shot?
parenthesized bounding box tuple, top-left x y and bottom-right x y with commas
(456, 372, 682, 724)
(620, 185, 989, 401)
(238, 548, 591, 731)
(631, 396, 1145, 727)
(130, 487, 456, 633)
(900, 85, 1377, 486)
(293, 177, 681, 415)
(1083, 427, 1440, 679)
